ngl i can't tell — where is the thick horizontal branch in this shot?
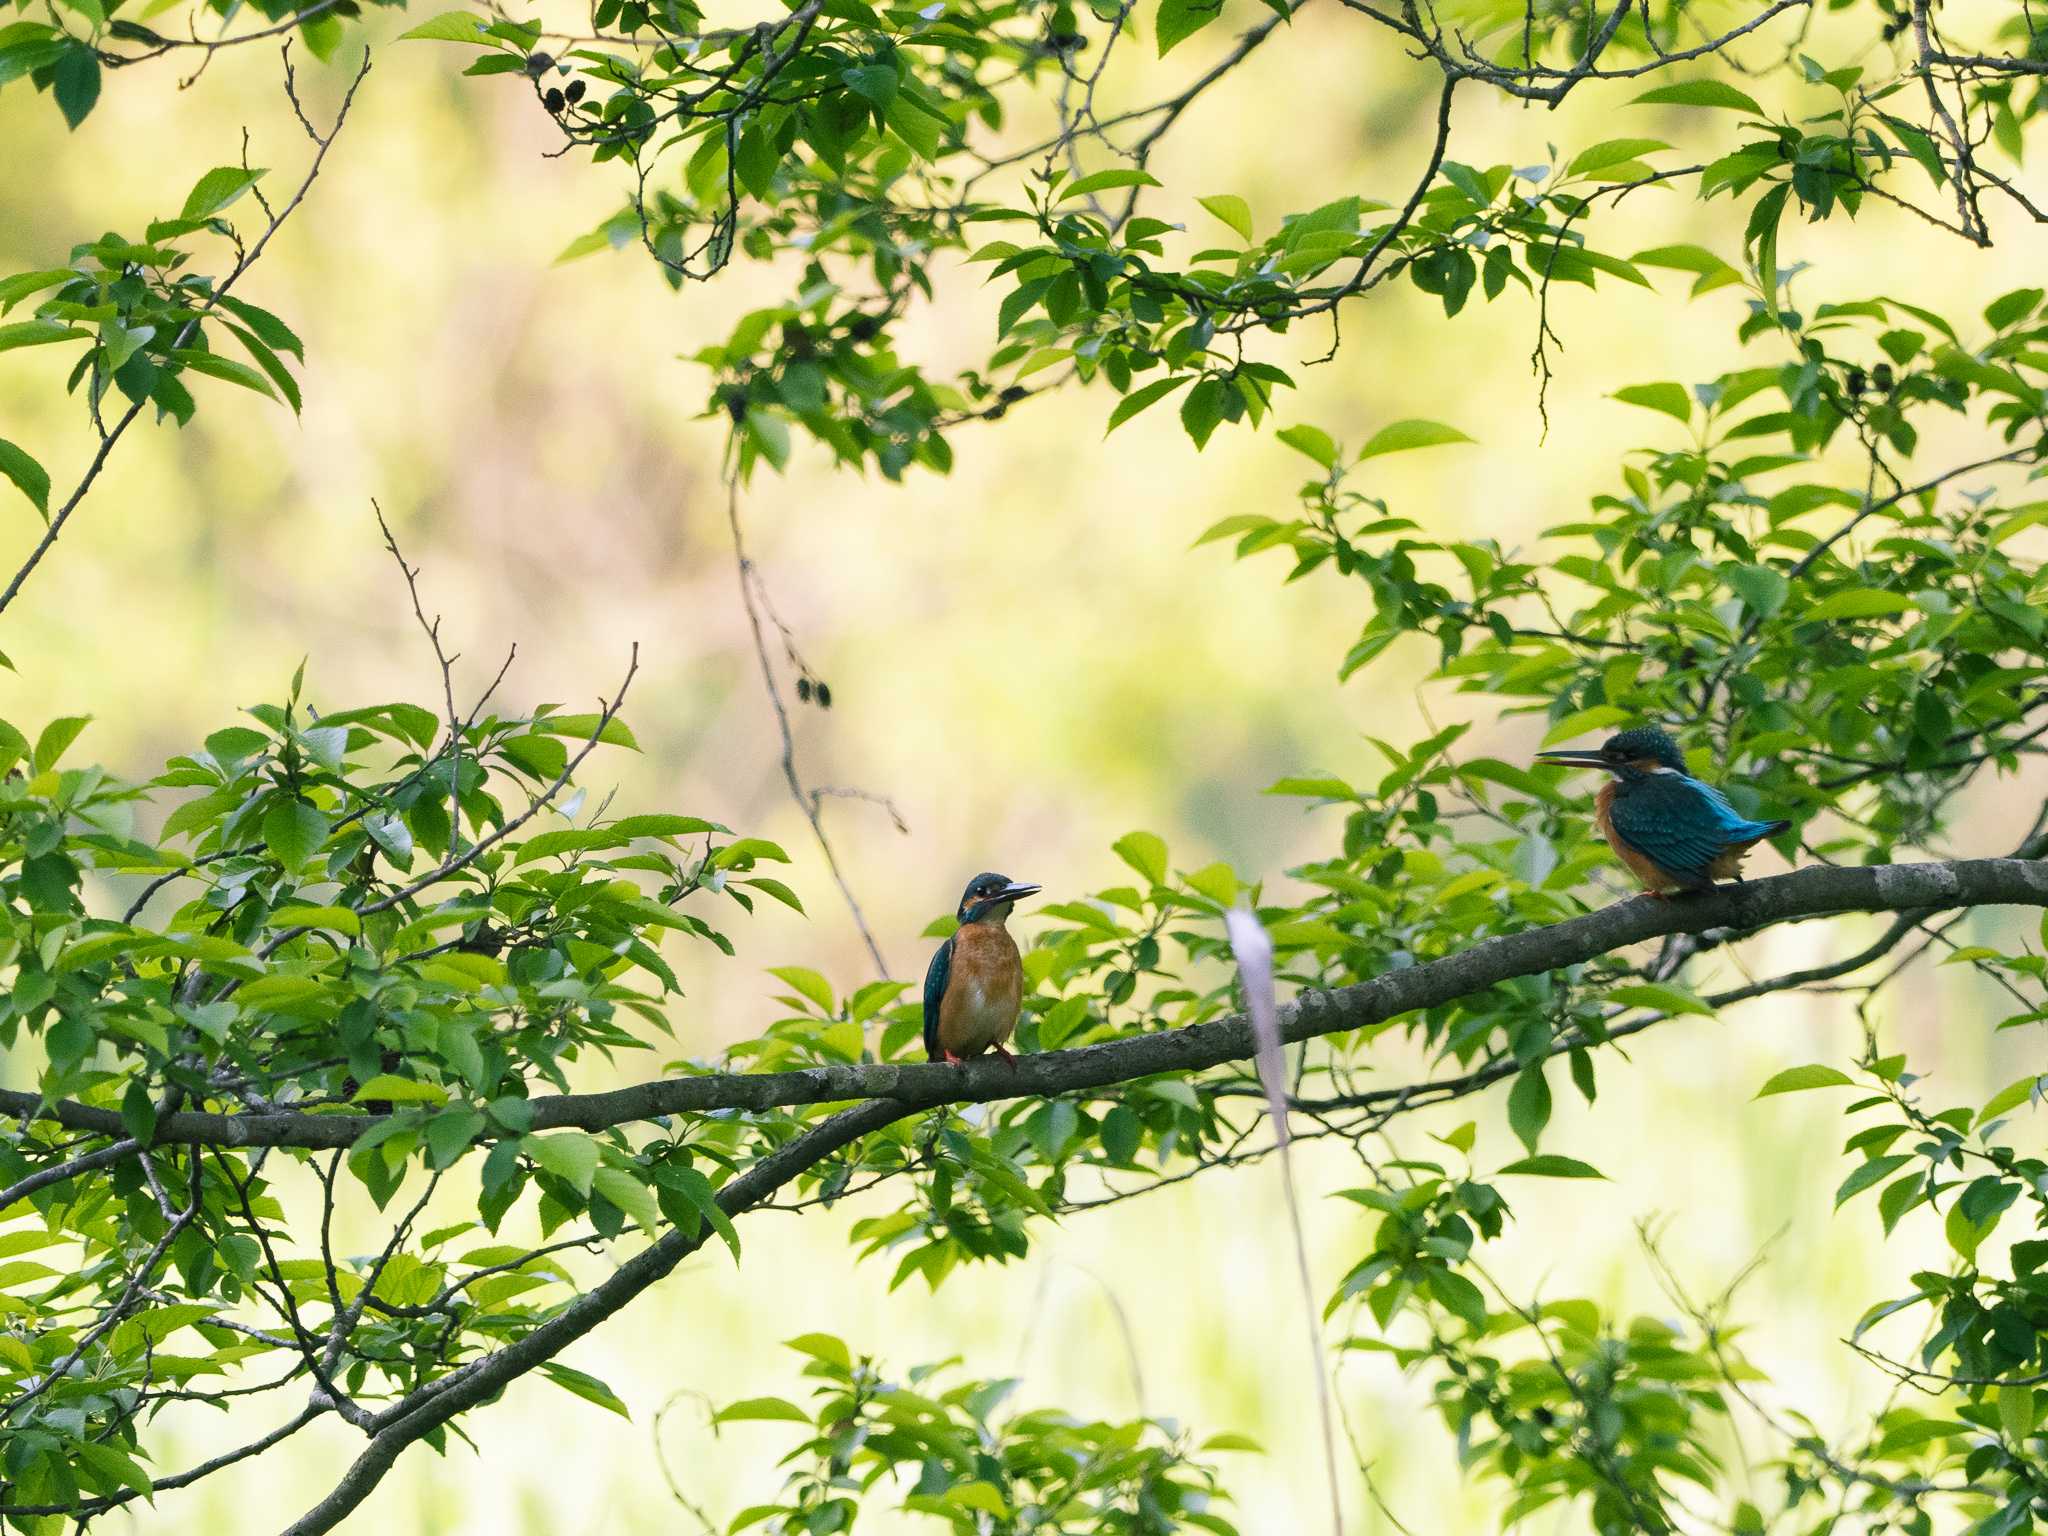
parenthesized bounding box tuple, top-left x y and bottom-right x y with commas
(5, 859, 2043, 1165)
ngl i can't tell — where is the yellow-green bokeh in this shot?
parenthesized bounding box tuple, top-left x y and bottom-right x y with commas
(3, 3, 2046, 1529)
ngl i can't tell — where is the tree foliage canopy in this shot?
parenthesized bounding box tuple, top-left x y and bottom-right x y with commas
(4, 0, 2048, 1530)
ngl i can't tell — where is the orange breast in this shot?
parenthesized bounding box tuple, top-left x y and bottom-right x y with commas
(938, 923, 1023, 1058)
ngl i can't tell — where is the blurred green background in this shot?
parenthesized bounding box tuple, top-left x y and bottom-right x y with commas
(3, 3, 2045, 1528)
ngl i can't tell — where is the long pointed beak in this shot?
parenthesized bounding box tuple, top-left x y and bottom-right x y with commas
(997, 881, 1042, 903)
(1533, 750, 1613, 771)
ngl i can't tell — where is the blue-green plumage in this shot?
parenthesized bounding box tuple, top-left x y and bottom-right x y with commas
(1607, 771, 1786, 885)
(921, 935, 954, 1061)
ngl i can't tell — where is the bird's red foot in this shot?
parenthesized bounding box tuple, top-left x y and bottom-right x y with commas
(941, 1049, 965, 1065)
(992, 1043, 1019, 1069)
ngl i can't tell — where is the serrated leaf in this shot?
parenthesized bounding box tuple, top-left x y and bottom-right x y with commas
(768, 965, 835, 1014)
(1156, 0, 1221, 55)
(1105, 375, 1191, 434)
(539, 1362, 632, 1418)
(398, 9, 497, 41)
(351, 1074, 449, 1106)
(714, 1395, 811, 1424)
(1568, 138, 1670, 176)
(1496, 1155, 1605, 1178)
(1507, 1062, 1551, 1153)
(1611, 382, 1692, 423)
(527, 1132, 600, 1196)
(1197, 193, 1253, 242)
(1112, 830, 1168, 885)
(262, 798, 330, 867)
(0, 438, 50, 520)
(1276, 422, 1337, 468)
(1756, 1064, 1854, 1097)
(591, 1167, 661, 1232)
(1632, 80, 1766, 115)
(1805, 590, 1912, 621)
(1357, 418, 1473, 459)
(1057, 168, 1160, 200)
(1605, 982, 1714, 1017)
(181, 166, 265, 221)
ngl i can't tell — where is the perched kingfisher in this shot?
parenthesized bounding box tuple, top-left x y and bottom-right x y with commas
(1535, 726, 1792, 896)
(924, 872, 1041, 1065)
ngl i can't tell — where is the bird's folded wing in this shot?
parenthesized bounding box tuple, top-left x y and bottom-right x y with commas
(922, 937, 953, 1060)
(1607, 777, 1731, 880)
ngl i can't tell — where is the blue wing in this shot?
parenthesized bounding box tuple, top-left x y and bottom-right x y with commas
(922, 936, 955, 1060)
(1610, 775, 1777, 882)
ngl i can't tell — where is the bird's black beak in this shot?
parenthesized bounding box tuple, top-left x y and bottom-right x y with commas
(996, 881, 1042, 904)
(1534, 749, 1615, 773)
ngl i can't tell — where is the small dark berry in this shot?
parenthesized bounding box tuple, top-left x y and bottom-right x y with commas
(815, 682, 832, 709)
(1872, 362, 1895, 390)
(796, 677, 812, 703)
(544, 87, 566, 113)
(565, 79, 586, 104)
(846, 316, 880, 341)
(525, 51, 554, 74)
(1000, 385, 1028, 403)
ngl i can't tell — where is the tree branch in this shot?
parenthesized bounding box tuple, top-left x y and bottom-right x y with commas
(9, 858, 2044, 1158)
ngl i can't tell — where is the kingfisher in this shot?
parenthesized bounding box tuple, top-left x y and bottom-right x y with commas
(924, 872, 1041, 1064)
(1535, 726, 1792, 896)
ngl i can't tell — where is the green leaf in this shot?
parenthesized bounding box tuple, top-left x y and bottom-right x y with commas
(535, 712, 639, 749)
(768, 965, 835, 1014)
(539, 1362, 632, 1418)
(592, 1168, 662, 1232)
(1568, 138, 1670, 176)
(31, 714, 88, 773)
(1105, 375, 1191, 434)
(1756, 1064, 1854, 1097)
(609, 812, 720, 839)
(527, 1131, 601, 1196)
(1977, 1075, 2042, 1129)
(1276, 423, 1338, 468)
(0, 320, 89, 353)
(1057, 169, 1161, 201)
(262, 798, 330, 867)
(398, 10, 497, 42)
(425, 1107, 487, 1168)
(1198, 193, 1253, 242)
(351, 1074, 449, 1106)
(1611, 382, 1692, 424)
(714, 1395, 812, 1424)
(1507, 1062, 1551, 1154)
(1497, 1155, 1606, 1179)
(1156, 0, 1222, 55)
(1726, 563, 1789, 618)
(181, 166, 266, 221)
(0, 270, 83, 315)
(170, 348, 277, 402)
(1631, 80, 1766, 115)
(1605, 982, 1714, 1017)
(1112, 829, 1169, 885)
(1804, 590, 1912, 621)
(2001, 1383, 2037, 1443)
(1357, 418, 1473, 459)
(0, 439, 50, 521)
(1836, 1154, 1911, 1207)
(1873, 1418, 1969, 1457)
(53, 43, 99, 129)
(268, 904, 362, 936)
